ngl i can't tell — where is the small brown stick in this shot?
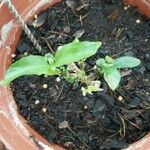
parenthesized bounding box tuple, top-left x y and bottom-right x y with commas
(44, 115, 56, 131)
(45, 39, 55, 54)
(79, 15, 83, 26)
(109, 130, 120, 138)
(43, 114, 54, 121)
(45, 120, 55, 130)
(116, 27, 124, 41)
(112, 48, 132, 57)
(76, 4, 89, 11)
(61, 7, 68, 14)
(67, 127, 90, 149)
(63, 110, 83, 113)
(40, 37, 55, 54)
(143, 101, 150, 107)
(78, 14, 88, 23)
(118, 114, 126, 137)
(145, 107, 150, 110)
(108, 9, 118, 21)
(48, 31, 71, 37)
(119, 37, 126, 43)
(136, 110, 145, 118)
(111, 27, 117, 35)
(119, 114, 141, 130)
(54, 86, 63, 101)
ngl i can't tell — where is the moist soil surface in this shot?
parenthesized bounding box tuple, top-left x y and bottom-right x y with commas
(12, 0, 150, 149)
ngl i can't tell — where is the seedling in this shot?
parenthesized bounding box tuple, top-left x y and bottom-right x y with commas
(0, 39, 141, 96)
(96, 55, 141, 90)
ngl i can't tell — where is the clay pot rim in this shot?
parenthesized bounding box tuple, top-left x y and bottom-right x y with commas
(0, 0, 63, 150)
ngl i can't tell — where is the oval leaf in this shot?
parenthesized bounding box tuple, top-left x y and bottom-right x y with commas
(55, 40, 102, 67)
(96, 58, 105, 67)
(103, 66, 121, 90)
(114, 56, 141, 69)
(1, 55, 59, 85)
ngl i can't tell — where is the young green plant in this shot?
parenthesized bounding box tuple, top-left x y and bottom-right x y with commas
(1, 39, 102, 96)
(0, 39, 141, 95)
(96, 55, 141, 90)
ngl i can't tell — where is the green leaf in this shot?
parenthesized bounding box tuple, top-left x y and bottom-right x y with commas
(65, 75, 76, 83)
(96, 58, 105, 67)
(54, 40, 102, 67)
(44, 53, 54, 64)
(103, 66, 121, 90)
(1, 55, 59, 85)
(105, 55, 114, 64)
(114, 56, 141, 69)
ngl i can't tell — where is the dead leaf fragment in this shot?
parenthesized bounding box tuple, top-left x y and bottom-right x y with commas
(59, 121, 69, 129)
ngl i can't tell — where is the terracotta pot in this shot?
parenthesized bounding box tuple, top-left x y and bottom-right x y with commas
(0, 0, 63, 150)
(0, 0, 149, 150)
(125, 0, 150, 17)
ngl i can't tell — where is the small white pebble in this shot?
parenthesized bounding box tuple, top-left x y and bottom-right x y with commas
(56, 77, 61, 82)
(84, 105, 88, 109)
(42, 84, 48, 89)
(124, 6, 128, 10)
(35, 100, 40, 105)
(145, 39, 148, 42)
(127, 5, 130, 8)
(145, 79, 149, 82)
(93, 65, 97, 69)
(64, 142, 75, 148)
(34, 14, 38, 19)
(11, 54, 16, 58)
(118, 96, 123, 101)
(42, 107, 47, 112)
(136, 19, 141, 24)
(44, 75, 48, 78)
(24, 52, 28, 56)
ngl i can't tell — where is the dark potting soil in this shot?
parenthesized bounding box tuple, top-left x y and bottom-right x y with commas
(12, 0, 150, 149)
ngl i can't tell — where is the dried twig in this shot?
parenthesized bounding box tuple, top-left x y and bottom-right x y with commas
(118, 114, 126, 137)
(48, 31, 71, 37)
(67, 127, 90, 149)
(119, 114, 141, 130)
